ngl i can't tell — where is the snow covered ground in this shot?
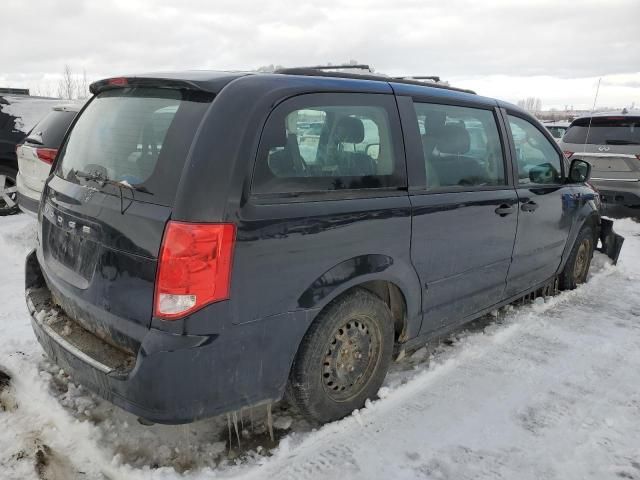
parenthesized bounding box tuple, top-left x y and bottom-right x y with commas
(1, 214, 639, 480)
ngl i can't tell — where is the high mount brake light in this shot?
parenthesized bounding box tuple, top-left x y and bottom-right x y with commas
(107, 77, 128, 87)
(154, 222, 236, 320)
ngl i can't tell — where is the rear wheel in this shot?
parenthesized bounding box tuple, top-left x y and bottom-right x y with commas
(287, 288, 394, 424)
(0, 166, 19, 216)
(559, 225, 595, 290)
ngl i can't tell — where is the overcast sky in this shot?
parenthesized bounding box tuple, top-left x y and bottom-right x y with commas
(2, 0, 639, 110)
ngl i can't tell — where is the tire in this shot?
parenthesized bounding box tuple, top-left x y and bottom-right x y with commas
(559, 225, 595, 290)
(287, 288, 394, 424)
(0, 165, 20, 216)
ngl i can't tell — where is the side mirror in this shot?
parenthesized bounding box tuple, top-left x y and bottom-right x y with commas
(568, 159, 591, 183)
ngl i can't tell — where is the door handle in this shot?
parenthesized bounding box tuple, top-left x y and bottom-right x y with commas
(521, 201, 539, 212)
(494, 204, 515, 216)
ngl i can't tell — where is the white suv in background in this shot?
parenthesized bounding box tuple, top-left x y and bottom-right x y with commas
(560, 109, 640, 210)
(16, 102, 82, 215)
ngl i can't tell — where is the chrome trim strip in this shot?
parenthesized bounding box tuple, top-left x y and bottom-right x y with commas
(575, 152, 638, 159)
(32, 310, 114, 374)
(591, 177, 640, 182)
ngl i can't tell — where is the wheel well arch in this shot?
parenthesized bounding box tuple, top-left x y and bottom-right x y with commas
(296, 254, 420, 344)
(307, 279, 409, 344)
(579, 212, 600, 239)
(357, 280, 408, 343)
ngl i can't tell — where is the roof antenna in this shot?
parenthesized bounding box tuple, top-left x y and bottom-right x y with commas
(583, 77, 601, 154)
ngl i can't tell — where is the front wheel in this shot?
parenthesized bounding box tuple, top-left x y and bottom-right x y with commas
(559, 225, 595, 290)
(286, 288, 394, 424)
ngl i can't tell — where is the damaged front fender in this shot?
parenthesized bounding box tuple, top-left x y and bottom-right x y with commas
(599, 218, 625, 264)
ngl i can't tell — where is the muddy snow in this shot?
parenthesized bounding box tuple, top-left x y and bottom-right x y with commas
(1, 214, 639, 480)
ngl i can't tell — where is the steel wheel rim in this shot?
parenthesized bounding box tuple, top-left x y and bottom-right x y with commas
(321, 315, 382, 402)
(574, 238, 591, 283)
(0, 174, 18, 211)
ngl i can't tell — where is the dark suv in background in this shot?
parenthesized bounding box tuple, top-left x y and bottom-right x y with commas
(560, 109, 640, 210)
(25, 69, 622, 426)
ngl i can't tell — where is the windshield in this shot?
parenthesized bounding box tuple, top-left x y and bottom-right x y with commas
(56, 87, 213, 205)
(563, 116, 640, 145)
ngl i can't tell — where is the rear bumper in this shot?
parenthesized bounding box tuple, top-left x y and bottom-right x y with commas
(16, 173, 40, 216)
(26, 250, 314, 424)
(591, 178, 640, 207)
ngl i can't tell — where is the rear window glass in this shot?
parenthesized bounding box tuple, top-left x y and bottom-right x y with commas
(56, 87, 212, 205)
(26, 110, 77, 147)
(563, 117, 640, 145)
(252, 93, 405, 195)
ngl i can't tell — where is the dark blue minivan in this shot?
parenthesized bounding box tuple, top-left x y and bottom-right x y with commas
(25, 69, 623, 425)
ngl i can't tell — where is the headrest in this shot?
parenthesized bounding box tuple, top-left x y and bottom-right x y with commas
(436, 123, 470, 154)
(266, 121, 288, 149)
(423, 110, 446, 134)
(335, 116, 365, 144)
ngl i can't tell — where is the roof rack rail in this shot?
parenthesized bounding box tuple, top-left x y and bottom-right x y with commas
(275, 64, 373, 74)
(394, 75, 441, 83)
(274, 67, 476, 95)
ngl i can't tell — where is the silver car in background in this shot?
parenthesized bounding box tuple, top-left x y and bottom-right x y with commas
(560, 109, 640, 210)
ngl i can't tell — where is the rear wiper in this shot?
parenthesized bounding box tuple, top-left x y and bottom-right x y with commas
(605, 140, 640, 145)
(73, 170, 152, 214)
(74, 170, 152, 194)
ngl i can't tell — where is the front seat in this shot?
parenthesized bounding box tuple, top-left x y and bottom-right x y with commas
(432, 123, 486, 186)
(332, 116, 376, 176)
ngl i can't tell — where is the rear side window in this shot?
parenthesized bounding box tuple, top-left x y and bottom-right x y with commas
(56, 87, 212, 206)
(25, 110, 77, 147)
(414, 103, 506, 189)
(508, 115, 562, 185)
(252, 93, 405, 195)
(563, 116, 640, 145)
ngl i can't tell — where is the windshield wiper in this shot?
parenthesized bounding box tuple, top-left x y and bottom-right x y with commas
(605, 139, 640, 145)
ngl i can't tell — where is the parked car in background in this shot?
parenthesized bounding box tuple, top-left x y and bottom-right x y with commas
(16, 103, 83, 215)
(0, 93, 61, 215)
(560, 109, 640, 209)
(543, 120, 570, 141)
(26, 69, 623, 428)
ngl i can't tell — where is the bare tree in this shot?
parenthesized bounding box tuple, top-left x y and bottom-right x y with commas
(78, 69, 89, 99)
(517, 97, 543, 113)
(32, 83, 53, 97)
(57, 64, 77, 100)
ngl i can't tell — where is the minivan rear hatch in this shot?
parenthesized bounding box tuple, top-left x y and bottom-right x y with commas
(40, 85, 213, 353)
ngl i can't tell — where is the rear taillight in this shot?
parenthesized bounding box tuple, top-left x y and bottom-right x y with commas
(563, 151, 574, 159)
(636, 154, 640, 161)
(154, 221, 236, 320)
(36, 148, 58, 165)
